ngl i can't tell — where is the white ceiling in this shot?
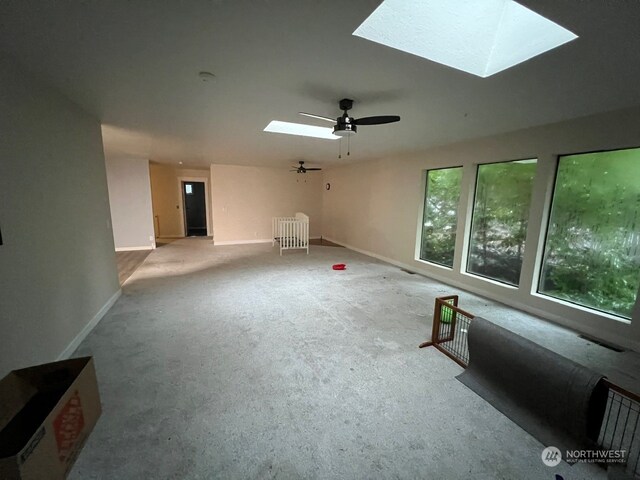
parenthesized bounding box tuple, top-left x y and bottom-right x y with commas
(1, 1, 639, 168)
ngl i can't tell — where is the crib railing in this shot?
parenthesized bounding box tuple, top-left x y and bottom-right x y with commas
(272, 213, 309, 255)
(420, 295, 640, 478)
(272, 216, 295, 247)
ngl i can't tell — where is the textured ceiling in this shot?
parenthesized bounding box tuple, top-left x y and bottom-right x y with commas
(1, 0, 639, 168)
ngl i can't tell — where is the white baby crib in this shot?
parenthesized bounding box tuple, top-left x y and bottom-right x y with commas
(272, 212, 309, 255)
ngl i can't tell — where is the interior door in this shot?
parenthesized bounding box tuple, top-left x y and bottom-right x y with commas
(182, 181, 207, 236)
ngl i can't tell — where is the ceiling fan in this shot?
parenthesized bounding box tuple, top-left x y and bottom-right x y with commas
(290, 161, 322, 173)
(300, 98, 400, 136)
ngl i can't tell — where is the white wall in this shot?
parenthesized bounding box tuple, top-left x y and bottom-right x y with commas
(210, 164, 323, 244)
(105, 156, 155, 250)
(0, 54, 120, 376)
(322, 106, 640, 351)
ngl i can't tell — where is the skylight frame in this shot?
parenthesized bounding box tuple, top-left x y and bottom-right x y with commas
(353, 0, 578, 78)
(264, 120, 339, 140)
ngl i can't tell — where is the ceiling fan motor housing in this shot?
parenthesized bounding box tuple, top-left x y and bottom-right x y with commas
(333, 98, 357, 136)
(339, 98, 354, 111)
(333, 116, 357, 136)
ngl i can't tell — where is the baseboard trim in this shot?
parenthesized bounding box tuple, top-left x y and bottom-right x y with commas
(214, 237, 321, 246)
(322, 237, 417, 272)
(57, 289, 122, 360)
(115, 246, 154, 252)
(214, 239, 272, 246)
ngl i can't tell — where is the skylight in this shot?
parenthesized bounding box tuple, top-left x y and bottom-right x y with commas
(353, 0, 577, 78)
(264, 121, 339, 140)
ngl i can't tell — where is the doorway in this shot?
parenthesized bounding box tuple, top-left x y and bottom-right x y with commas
(182, 181, 207, 237)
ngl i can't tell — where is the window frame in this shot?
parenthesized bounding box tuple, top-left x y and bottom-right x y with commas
(536, 146, 640, 320)
(465, 157, 539, 287)
(418, 166, 464, 269)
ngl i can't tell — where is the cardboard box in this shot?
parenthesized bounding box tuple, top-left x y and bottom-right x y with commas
(0, 357, 101, 480)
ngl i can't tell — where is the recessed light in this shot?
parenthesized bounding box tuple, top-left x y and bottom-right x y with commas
(198, 71, 216, 82)
(353, 0, 577, 78)
(179, 161, 183, 165)
(264, 121, 339, 140)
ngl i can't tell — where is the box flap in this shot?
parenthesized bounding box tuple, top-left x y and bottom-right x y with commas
(0, 373, 37, 432)
(0, 357, 93, 461)
(12, 357, 91, 393)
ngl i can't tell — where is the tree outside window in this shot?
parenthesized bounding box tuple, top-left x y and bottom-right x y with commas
(467, 159, 538, 286)
(539, 148, 640, 318)
(420, 167, 463, 267)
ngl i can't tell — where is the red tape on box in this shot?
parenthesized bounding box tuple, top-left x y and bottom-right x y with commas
(53, 391, 85, 463)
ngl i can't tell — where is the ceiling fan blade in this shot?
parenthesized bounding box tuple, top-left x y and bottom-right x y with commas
(353, 115, 400, 126)
(305, 168, 322, 171)
(299, 112, 335, 123)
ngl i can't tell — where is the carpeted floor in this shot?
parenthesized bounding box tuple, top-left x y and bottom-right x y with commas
(70, 238, 634, 479)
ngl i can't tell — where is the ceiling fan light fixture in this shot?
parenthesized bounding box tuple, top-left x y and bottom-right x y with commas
(291, 160, 322, 173)
(272, 99, 397, 144)
(332, 126, 357, 137)
(333, 116, 357, 136)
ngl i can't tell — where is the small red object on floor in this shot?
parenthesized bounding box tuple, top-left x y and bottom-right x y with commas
(332, 263, 346, 270)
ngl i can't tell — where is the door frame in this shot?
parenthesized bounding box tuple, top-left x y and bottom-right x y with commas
(177, 177, 212, 237)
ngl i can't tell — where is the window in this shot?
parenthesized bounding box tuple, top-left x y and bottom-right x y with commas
(539, 148, 640, 318)
(185, 184, 193, 195)
(467, 159, 537, 285)
(420, 167, 463, 267)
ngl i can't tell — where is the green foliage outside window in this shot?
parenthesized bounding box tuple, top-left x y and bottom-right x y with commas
(467, 160, 538, 285)
(420, 167, 463, 267)
(539, 148, 640, 318)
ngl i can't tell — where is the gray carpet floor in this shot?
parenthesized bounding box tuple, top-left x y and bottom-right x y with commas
(69, 238, 633, 479)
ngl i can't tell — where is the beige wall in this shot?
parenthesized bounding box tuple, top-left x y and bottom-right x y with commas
(149, 164, 211, 237)
(322, 106, 640, 351)
(0, 54, 120, 376)
(105, 156, 155, 250)
(323, 159, 415, 259)
(210, 164, 323, 244)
